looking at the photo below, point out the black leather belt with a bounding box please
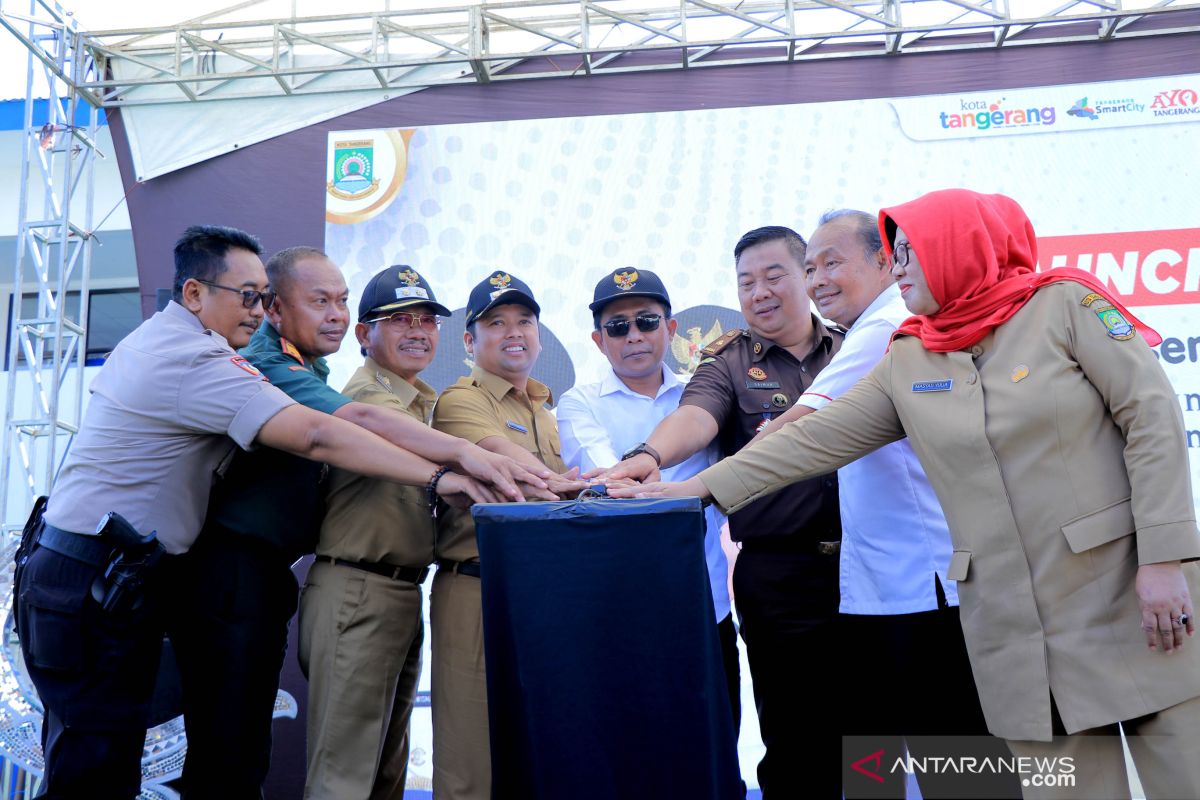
[436,559,481,578]
[39,524,110,567]
[315,555,430,584]
[739,537,841,556]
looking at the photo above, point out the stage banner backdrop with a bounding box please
[324,71,1200,793]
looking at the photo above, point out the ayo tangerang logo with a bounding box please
[1150,88,1200,117]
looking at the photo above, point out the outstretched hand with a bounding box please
[606,476,710,501]
[457,445,551,502]
[436,472,502,508]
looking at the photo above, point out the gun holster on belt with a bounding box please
[89,511,166,614]
[12,496,48,636]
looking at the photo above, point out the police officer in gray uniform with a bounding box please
[14,225,496,800]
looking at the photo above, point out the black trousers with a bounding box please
[17,545,164,800]
[732,546,841,799]
[840,589,1022,799]
[717,612,741,733]
[165,531,299,800]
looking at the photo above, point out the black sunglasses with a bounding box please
[602,314,663,338]
[199,279,276,310]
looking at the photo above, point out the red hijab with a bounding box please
[878,189,1161,352]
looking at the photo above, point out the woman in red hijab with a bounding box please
[619,189,1200,799]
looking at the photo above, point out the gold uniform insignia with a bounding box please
[614,270,639,290]
[1011,364,1030,383]
[747,367,768,381]
[398,269,421,286]
[753,342,763,355]
[701,328,746,357]
[490,272,512,290]
[280,337,305,365]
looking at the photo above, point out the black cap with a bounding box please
[464,271,541,327]
[358,265,452,322]
[588,267,671,314]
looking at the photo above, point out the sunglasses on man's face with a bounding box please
[601,313,663,338]
[199,279,276,310]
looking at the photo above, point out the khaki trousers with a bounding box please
[298,559,425,800]
[430,569,490,800]
[1006,694,1200,800]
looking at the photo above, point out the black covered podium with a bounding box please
[472,496,741,799]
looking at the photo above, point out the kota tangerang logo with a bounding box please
[938,97,1056,131]
[325,129,413,226]
[328,139,379,200]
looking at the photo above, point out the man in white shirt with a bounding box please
[759,210,1015,798]
[556,268,740,739]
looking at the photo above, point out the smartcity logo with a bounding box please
[1067,98,1098,120]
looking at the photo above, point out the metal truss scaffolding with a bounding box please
[23,0,1200,107]
[0,0,99,532]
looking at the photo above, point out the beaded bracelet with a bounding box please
[426,466,451,514]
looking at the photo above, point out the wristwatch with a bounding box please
[620,442,662,467]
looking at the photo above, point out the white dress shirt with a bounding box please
[799,283,958,615]
[556,364,732,623]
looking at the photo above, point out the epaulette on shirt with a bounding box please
[280,337,305,365]
[702,328,747,357]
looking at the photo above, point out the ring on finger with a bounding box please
[1174,613,1191,627]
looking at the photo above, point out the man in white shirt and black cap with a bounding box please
[556,267,741,743]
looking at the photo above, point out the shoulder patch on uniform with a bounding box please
[231,355,263,378]
[280,337,306,364]
[701,328,746,357]
[698,357,717,366]
[1080,293,1135,340]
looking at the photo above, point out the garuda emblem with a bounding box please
[614,270,639,291]
[671,320,724,375]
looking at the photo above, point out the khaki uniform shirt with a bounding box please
[432,366,567,563]
[700,282,1200,740]
[44,301,295,554]
[680,317,843,543]
[316,359,437,568]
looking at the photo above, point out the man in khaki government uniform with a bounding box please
[430,271,585,800]
[623,212,1200,798]
[171,248,549,798]
[14,226,498,800]
[298,266,453,799]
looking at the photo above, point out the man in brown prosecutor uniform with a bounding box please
[430,271,586,800]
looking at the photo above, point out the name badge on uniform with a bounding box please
[506,421,529,434]
[912,379,953,393]
[746,380,783,390]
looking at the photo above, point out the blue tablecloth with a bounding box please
[472,497,742,799]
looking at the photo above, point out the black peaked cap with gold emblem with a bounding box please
[588,267,671,314]
[359,265,452,321]
[464,270,541,327]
